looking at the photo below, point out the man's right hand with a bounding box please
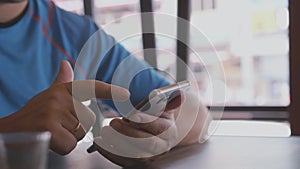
[0,61,130,155]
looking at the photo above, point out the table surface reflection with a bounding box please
[48,136,300,169]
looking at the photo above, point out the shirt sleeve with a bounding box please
[74,27,170,114]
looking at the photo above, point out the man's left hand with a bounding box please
[90,93,211,167]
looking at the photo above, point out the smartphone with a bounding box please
[127,80,191,117]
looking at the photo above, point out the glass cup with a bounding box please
[0,132,51,169]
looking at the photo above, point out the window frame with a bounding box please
[83,0,295,123]
[288,0,300,135]
[84,0,93,17]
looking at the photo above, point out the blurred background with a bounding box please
[52,0,289,107]
[51,0,291,137]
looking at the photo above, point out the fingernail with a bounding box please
[129,114,141,123]
[111,119,122,128]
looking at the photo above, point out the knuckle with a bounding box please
[46,98,60,110]
[39,118,57,131]
[35,114,58,131]
[55,137,77,155]
[60,142,76,155]
[48,86,66,101]
[48,91,60,100]
[43,119,57,131]
[75,128,86,141]
[151,120,170,135]
[155,122,166,134]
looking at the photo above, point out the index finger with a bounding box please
[64,80,130,101]
[126,113,174,135]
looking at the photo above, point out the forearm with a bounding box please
[0,115,13,133]
[0,111,27,133]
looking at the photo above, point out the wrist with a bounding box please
[0,116,10,132]
[0,113,19,133]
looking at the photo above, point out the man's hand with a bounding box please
[90,93,211,167]
[0,61,130,155]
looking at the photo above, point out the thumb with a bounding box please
[53,60,74,85]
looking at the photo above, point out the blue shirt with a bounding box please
[0,0,168,118]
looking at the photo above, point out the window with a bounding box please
[55,0,290,120]
[93,0,146,55]
[52,0,84,15]
[92,0,289,108]
[193,0,289,107]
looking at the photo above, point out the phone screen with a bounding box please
[128,80,191,117]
